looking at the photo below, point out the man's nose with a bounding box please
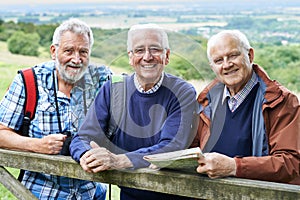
[142,49,153,61]
[72,52,82,64]
[222,57,232,68]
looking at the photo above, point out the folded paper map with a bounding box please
[143,147,204,172]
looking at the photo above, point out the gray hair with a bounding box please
[52,18,94,49]
[127,23,169,52]
[207,30,251,64]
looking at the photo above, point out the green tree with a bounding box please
[0,21,17,41]
[254,44,300,92]
[17,22,36,33]
[7,31,40,56]
[36,23,58,47]
[269,62,300,92]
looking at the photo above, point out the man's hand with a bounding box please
[79,141,133,173]
[0,124,67,154]
[196,152,236,179]
[37,134,67,154]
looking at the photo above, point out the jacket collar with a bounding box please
[198,64,284,108]
[252,64,284,107]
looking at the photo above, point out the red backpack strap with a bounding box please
[17,67,38,181]
[18,68,38,136]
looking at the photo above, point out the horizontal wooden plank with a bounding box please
[0,148,299,199]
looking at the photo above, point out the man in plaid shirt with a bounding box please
[0,18,111,199]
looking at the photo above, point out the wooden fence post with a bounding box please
[0,166,38,200]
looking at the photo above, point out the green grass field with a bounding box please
[0,168,19,200]
[0,43,31,198]
[0,41,27,199]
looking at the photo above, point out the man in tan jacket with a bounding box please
[192,30,300,185]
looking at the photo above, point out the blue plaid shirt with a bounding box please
[0,61,111,199]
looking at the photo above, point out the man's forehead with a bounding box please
[132,29,162,40]
[132,28,162,37]
[211,35,240,51]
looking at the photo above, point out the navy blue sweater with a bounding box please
[70,73,197,200]
[211,84,259,157]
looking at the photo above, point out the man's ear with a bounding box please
[50,45,56,60]
[128,51,133,66]
[248,48,254,63]
[165,49,170,65]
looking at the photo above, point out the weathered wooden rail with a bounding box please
[0,148,299,200]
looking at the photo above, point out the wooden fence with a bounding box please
[0,148,299,200]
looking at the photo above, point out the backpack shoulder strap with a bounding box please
[17,67,38,182]
[106,74,127,140]
[18,67,38,136]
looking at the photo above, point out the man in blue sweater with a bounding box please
[70,23,198,199]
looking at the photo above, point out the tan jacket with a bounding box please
[191,64,300,185]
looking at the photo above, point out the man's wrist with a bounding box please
[113,154,133,169]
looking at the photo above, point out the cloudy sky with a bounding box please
[0,0,110,4]
[0,0,295,10]
[3,0,271,6]
[0,0,184,5]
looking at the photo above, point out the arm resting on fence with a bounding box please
[0,148,299,199]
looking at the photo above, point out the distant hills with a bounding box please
[0,0,300,44]
[1,0,300,13]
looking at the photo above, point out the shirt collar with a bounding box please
[222,71,258,105]
[134,72,164,94]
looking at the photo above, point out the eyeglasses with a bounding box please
[131,47,165,57]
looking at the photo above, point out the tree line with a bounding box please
[0,20,299,92]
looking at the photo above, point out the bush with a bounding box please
[7,31,40,56]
